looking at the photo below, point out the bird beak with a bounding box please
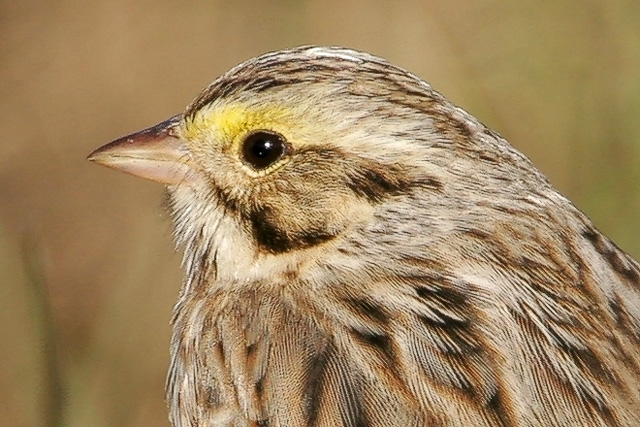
[87,115,195,185]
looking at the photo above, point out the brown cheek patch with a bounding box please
[297,147,443,204]
[244,151,444,254]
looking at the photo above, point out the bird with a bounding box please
[88,46,640,426]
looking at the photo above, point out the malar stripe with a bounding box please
[248,208,337,254]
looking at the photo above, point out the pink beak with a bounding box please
[87,115,194,185]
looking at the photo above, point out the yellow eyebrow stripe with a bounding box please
[183,103,293,144]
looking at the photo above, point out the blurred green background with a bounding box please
[1,1,639,426]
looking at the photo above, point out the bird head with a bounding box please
[88,46,524,290]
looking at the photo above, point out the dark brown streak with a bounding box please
[246,76,283,93]
[349,328,395,367]
[188,58,361,118]
[208,183,243,216]
[449,117,475,140]
[460,226,492,240]
[554,219,640,389]
[329,358,370,427]
[212,249,219,281]
[414,283,468,310]
[295,146,440,204]
[583,227,640,285]
[343,297,389,327]
[485,388,516,427]
[581,391,620,427]
[414,312,478,355]
[344,163,443,203]
[197,341,226,410]
[303,341,331,427]
[545,325,620,386]
[303,337,371,427]
[517,256,573,303]
[248,207,337,254]
[608,295,640,345]
[512,305,621,425]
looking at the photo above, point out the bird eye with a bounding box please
[241,131,288,170]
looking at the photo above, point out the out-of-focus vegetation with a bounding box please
[1,1,638,426]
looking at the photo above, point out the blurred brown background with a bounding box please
[1,1,639,426]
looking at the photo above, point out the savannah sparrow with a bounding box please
[88,46,640,426]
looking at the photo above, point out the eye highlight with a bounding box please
[241,131,288,170]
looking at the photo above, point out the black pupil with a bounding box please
[253,139,274,158]
[243,132,285,169]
